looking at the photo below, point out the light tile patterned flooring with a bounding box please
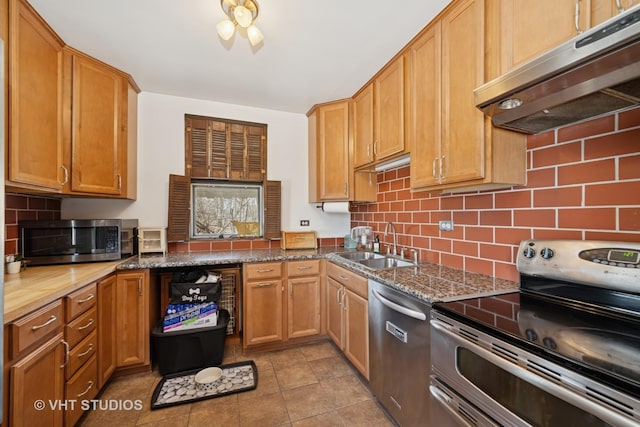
[80,340,395,426]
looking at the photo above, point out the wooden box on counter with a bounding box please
[281,231,318,250]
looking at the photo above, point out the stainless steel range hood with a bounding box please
[475,6,640,134]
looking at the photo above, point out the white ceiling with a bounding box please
[28,0,452,114]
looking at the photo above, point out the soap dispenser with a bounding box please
[373,235,380,253]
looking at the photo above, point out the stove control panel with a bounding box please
[517,239,640,293]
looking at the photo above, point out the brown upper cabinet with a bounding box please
[8,0,66,191]
[185,115,266,182]
[492,0,640,80]
[308,100,376,203]
[64,48,137,198]
[409,0,526,192]
[353,56,407,169]
[590,0,640,26]
[6,0,138,199]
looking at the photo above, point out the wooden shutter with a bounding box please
[167,174,191,242]
[210,120,227,179]
[228,123,246,180]
[185,118,209,177]
[264,180,281,239]
[246,125,266,181]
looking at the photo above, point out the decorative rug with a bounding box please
[151,360,258,410]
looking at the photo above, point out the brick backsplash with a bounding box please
[5,193,61,257]
[167,237,342,253]
[351,107,640,282]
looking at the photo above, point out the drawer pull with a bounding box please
[257,268,274,273]
[61,340,70,368]
[338,275,349,281]
[31,315,57,331]
[76,381,94,398]
[77,293,95,304]
[78,319,95,331]
[296,266,312,270]
[78,344,94,358]
[256,283,273,287]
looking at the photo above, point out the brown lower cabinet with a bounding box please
[326,262,369,380]
[115,270,151,368]
[243,260,324,350]
[4,269,154,427]
[97,274,117,388]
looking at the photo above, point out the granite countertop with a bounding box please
[4,247,519,323]
[122,247,518,305]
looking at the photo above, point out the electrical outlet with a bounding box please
[300,220,310,226]
[439,220,454,231]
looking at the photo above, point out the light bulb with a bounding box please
[216,20,235,40]
[233,5,253,28]
[247,25,263,46]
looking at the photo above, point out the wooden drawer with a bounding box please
[65,354,98,427]
[327,262,368,299]
[65,307,97,348]
[245,262,282,280]
[281,231,317,249]
[66,330,97,380]
[10,300,64,358]
[287,259,321,277]
[65,283,97,322]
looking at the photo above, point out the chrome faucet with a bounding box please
[384,222,398,256]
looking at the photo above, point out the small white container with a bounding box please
[194,367,223,392]
[6,261,21,274]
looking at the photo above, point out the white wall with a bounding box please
[61,92,350,238]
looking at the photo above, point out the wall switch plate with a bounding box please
[300,220,310,226]
[439,220,454,231]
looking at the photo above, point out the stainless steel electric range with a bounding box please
[431,239,640,427]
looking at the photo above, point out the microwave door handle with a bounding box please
[430,320,638,427]
[372,289,426,321]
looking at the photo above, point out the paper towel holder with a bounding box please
[317,202,352,213]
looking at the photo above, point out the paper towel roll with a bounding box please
[321,202,351,213]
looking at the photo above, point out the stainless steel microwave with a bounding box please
[20,219,125,266]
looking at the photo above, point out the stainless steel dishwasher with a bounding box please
[369,279,431,426]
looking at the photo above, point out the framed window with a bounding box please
[191,182,262,238]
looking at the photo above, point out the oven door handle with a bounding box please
[431,319,638,427]
[372,289,427,321]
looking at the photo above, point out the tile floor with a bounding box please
[80,340,395,426]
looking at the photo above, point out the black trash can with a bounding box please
[152,309,229,375]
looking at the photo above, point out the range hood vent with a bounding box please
[475,6,640,134]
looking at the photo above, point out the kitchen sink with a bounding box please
[358,257,416,270]
[335,252,416,270]
[335,251,385,261]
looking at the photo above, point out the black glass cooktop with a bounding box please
[434,277,640,397]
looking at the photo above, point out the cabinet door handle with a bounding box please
[575,0,583,34]
[367,143,372,162]
[60,165,69,186]
[257,268,274,273]
[76,381,94,398]
[341,289,347,311]
[61,340,70,368]
[432,158,438,179]
[336,287,343,304]
[289,283,292,296]
[78,343,94,358]
[256,282,273,287]
[616,0,625,13]
[31,315,57,331]
[138,279,142,296]
[77,293,95,304]
[440,156,446,180]
[117,174,122,191]
[373,140,378,157]
[78,318,95,331]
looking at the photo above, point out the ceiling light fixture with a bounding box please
[216,0,264,46]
